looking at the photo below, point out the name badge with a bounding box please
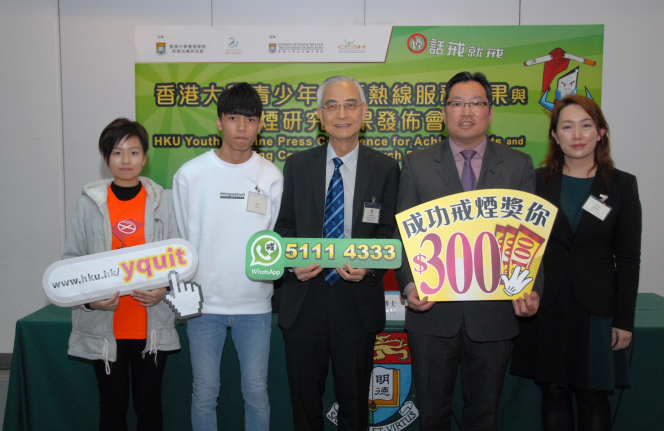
[247,191,268,215]
[362,202,381,224]
[582,195,611,221]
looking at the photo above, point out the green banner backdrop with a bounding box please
[136,25,604,188]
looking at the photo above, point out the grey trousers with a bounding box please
[408,322,512,431]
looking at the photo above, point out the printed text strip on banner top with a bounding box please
[134,26,392,63]
[43,239,199,307]
[396,189,557,302]
[245,231,402,281]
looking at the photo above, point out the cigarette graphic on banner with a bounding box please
[396,189,557,302]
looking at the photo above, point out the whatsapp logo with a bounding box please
[250,235,282,266]
[245,231,285,280]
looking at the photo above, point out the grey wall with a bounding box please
[2,0,662,353]
[1,0,65,354]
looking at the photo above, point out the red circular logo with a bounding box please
[407,33,427,54]
[117,220,137,234]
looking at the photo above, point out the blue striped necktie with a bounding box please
[323,157,344,285]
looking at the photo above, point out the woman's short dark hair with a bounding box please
[443,71,493,106]
[98,118,149,163]
[216,83,263,118]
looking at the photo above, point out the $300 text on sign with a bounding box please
[396,189,557,302]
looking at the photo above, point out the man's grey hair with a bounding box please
[317,76,367,108]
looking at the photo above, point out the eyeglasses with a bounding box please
[446,101,491,110]
[320,102,364,112]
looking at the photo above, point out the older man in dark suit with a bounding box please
[274,76,399,431]
[395,71,540,431]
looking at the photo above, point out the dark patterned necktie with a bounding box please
[322,157,344,285]
[461,149,477,191]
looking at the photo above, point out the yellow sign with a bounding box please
[396,189,557,301]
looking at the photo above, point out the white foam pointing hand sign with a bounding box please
[163,271,203,319]
[43,239,199,308]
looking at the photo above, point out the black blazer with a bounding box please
[395,138,536,342]
[274,143,400,333]
[536,167,642,331]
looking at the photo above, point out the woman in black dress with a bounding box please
[511,95,642,431]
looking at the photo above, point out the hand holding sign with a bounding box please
[501,266,533,297]
[132,288,167,307]
[512,291,539,317]
[89,292,120,311]
[162,271,203,319]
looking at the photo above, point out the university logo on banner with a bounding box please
[326,333,419,430]
[156,42,166,55]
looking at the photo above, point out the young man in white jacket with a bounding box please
[173,83,283,431]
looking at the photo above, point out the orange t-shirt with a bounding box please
[108,185,148,339]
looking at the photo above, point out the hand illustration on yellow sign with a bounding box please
[396,189,557,302]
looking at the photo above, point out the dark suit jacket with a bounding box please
[536,168,642,331]
[274,143,400,333]
[395,137,536,342]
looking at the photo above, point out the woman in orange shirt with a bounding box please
[64,118,180,431]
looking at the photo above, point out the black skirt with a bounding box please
[510,284,630,391]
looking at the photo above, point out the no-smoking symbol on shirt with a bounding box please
[112,218,144,241]
[117,220,137,234]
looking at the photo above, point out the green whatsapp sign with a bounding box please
[245,231,402,281]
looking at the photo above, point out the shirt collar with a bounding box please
[449,136,487,158]
[326,141,359,173]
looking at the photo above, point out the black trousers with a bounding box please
[282,276,377,431]
[541,383,611,431]
[93,339,167,431]
[408,323,512,431]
